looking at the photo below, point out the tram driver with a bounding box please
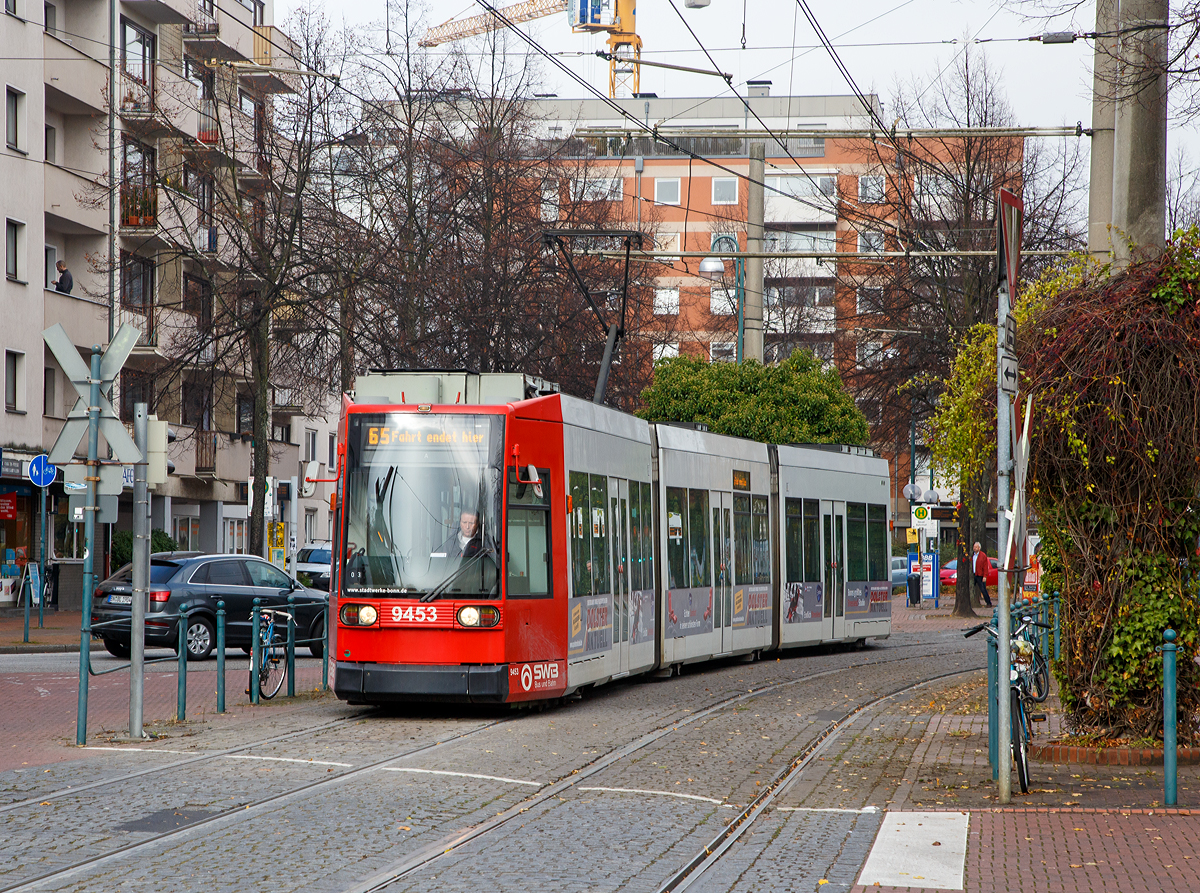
[435,510,483,562]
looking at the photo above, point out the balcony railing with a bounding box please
[195,223,218,254]
[117,302,157,346]
[120,184,158,228]
[195,429,217,473]
[119,69,156,118]
[198,98,218,144]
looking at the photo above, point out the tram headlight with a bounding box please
[457,605,500,628]
[339,604,378,626]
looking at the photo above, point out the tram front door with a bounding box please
[822,500,846,641]
[611,477,630,675]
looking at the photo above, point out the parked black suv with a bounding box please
[91,552,328,660]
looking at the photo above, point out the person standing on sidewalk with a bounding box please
[972,541,993,608]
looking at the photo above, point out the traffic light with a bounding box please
[146,416,176,486]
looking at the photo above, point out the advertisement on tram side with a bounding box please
[783,582,823,623]
[629,589,655,645]
[733,584,772,628]
[665,586,713,638]
[846,582,892,615]
[568,593,613,657]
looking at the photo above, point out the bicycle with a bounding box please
[964,614,1052,793]
[251,607,290,700]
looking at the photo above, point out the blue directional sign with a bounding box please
[28,454,57,488]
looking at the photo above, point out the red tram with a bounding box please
[330,371,892,705]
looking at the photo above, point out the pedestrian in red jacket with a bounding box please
[972,541,993,608]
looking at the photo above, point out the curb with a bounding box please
[0,643,103,654]
[1032,742,1200,766]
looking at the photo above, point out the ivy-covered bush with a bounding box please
[1021,231,1200,741]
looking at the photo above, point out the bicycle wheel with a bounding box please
[1028,653,1050,703]
[1011,687,1030,793]
[260,635,287,700]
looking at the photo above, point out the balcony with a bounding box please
[120,184,158,230]
[194,429,218,475]
[183,0,254,62]
[240,26,301,94]
[45,164,107,235]
[44,32,107,115]
[117,302,159,351]
[118,70,175,138]
[123,0,194,24]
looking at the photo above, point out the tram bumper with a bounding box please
[334,662,510,703]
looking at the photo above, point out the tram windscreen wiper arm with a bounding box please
[419,549,491,603]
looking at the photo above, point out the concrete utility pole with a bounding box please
[1112,0,1168,264]
[1088,0,1118,260]
[744,143,765,364]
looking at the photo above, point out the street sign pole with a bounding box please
[39,482,46,630]
[76,347,102,746]
[130,403,149,740]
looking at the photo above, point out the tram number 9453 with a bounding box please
[391,605,438,623]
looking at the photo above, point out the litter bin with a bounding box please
[907,572,922,606]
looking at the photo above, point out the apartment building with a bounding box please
[529,85,922,516]
[1,0,339,608]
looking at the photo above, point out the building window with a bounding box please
[119,369,154,421]
[710,284,736,316]
[271,423,291,443]
[4,351,24,411]
[540,183,559,221]
[5,87,22,151]
[856,286,884,314]
[43,2,55,30]
[43,367,55,416]
[656,231,680,265]
[858,230,884,253]
[43,244,56,288]
[5,0,16,16]
[44,125,54,163]
[327,432,336,468]
[653,286,679,316]
[224,518,247,554]
[858,174,884,204]
[121,138,156,224]
[653,342,679,362]
[120,251,153,311]
[304,428,317,462]
[572,176,622,202]
[655,178,680,206]
[120,19,155,87]
[766,174,836,201]
[710,342,736,363]
[6,219,22,281]
[304,509,317,544]
[712,177,738,205]
[181,378,212,429]
[183,274,213,324]
[236,393,253,434]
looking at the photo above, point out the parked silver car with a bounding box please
[892,555,911,590]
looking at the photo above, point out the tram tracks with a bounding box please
[0,644,979,893]
[340,647,981,893]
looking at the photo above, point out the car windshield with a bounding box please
[107,562,182,584]
[343,412,504,599]
[943,560,957,571]
[297,548,331,564]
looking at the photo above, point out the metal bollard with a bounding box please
[216,601,226,714]
[1053,593,1061,661]
[23,577,30,644]
[286,595,296,698]
[321,599,329,691]
[250,598,261,705]
[1161,629,1178,806]
[987,608,998,779]
[177,612,187,722]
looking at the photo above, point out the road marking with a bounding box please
[380,767,543,787]
[225,755,352,768]
[857,810,969,890]
[777,806,880,814]
[578,786,724,804]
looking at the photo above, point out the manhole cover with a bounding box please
[117,808,219,833]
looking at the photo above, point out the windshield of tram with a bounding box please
[343,413,504,599]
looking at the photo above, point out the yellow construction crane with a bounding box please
[419,0,643,99]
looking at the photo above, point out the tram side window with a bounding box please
[629,483,643,591]
[665,486,689,588]
[689,489,710,587]
[752,495,770,583]
[846,502,868,581]
[867,503,888,582]
[570,471,591,596]
[733,495,751,585]
[803,499,821,583]
[590,474,610,594]
[785,498,803,584]
[507,469,550,598]
[640,481,654,589]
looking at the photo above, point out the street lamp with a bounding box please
[700,234,745,363]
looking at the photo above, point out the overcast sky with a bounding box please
[281,1,1194,159]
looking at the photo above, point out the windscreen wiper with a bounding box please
[419,545,496,603]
